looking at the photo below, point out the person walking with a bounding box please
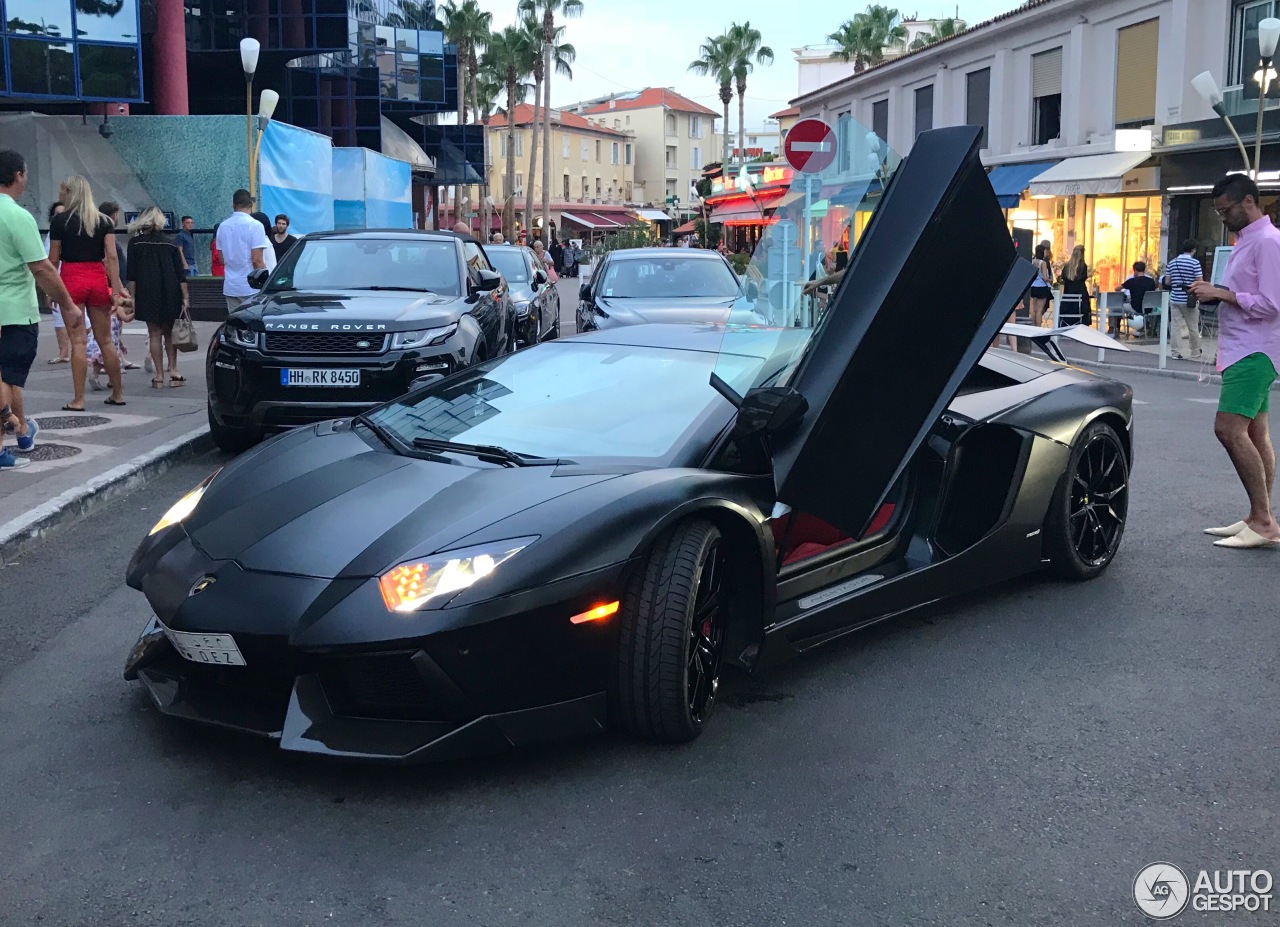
[549,237,564,274]
[44,201,72,364]
[1060,245,1094,327]
[1166,239,1204,359]
[127,207,188,390]
[48,175,125,409]
[210,221,225,278]
[174,215,199,275]
[270,214,297,263]
[0,150,84,468]
[1029,244,1054,327]
[216,190,270,312]
[1192,174,1280,548]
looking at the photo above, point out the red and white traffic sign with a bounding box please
[784,118,837,174]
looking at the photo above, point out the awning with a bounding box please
[673,219,698,234]
[561,211,625,229]
[1027,151,1153,197]
[710,202,770,225]
[632,208,670,222]
[380,116,435,173]
[987,160,1059,207]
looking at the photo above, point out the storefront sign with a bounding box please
[1121,166,1161,192]
[761,165,793,185]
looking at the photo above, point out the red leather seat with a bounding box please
[772,504,896,566]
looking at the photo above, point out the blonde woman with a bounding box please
[1060,244,1094,328]
[47,176,125,408]
[126,207,188,388]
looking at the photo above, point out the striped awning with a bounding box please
[561,211,626,229]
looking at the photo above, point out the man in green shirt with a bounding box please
[0,150,83,469]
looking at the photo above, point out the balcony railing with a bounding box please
[1221,83,1280,119]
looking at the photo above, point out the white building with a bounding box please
[790,0,1280,291]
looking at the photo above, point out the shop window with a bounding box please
[966,68,991,148]
[914,85,934,137]
[1115,19,1160,127]
[1032,47,1063,144]
[1085,196,1162,293]
[871,99,889,143]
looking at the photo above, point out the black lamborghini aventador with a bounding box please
[123,125,1133,763]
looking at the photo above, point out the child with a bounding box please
[87,297,134,392]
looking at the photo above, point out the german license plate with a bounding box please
[280,368,360,387]
[163,628,247,666]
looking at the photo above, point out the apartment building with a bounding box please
[790,0,1280,289]
[569,88,719,219]
[485,103,638,237]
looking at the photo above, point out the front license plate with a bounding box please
[280,368,361,387]
[164,628,247,666]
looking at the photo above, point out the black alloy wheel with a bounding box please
[206,405,257,454]
[614,520,728,742]
[1046,420,1129,579]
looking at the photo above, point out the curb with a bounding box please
[0,425,213,563]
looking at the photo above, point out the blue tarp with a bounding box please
[332,148,413,229]
[987,161,1059,208]
[259,122,335,235]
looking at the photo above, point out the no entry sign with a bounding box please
[784,118,837,174]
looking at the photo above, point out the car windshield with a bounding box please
[598,256,741,299]
[265,238,461,296]
[488,248,530,284]
[364,338,782,463]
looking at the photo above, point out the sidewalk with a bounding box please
[0,317,222,559]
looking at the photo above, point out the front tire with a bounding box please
[614,520,727,742]
[207,405,258,454]
[1045,420,1129,579]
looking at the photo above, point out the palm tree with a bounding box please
[521,22,575,228]
[726,22,773,175]
[908,17,965,51]
[519,0,584,239]
[441,1,493,228]
[864,5,907,52]
[483,26,537,239]
[475,70,502,233]
[688,35,736,176]
[829,6,906,71]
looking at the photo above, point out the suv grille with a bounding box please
[264,332,387,354]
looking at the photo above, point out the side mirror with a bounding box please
[744,281,759,302]
[247,267,270,290]
[475,269,502,292]
[579,283,591,301]
[533,269,548,286]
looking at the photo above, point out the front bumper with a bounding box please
[208,335,467,432]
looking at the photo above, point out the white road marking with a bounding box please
[1185,398,1219,403]
[1133,399,1150,404]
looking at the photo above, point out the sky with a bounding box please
[477,0,1026,130]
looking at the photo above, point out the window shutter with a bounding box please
[1115,19,1160,125]
[914,85,934,135]
[966,68,991,146]
[1031,47,1062,98]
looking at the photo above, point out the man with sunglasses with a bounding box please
[1192,174,1280,548]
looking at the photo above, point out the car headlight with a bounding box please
[512,299,531,318]
[378,537,536,612]
[392,324,458,350]
[149,470,220,536]
[220,325,258,348]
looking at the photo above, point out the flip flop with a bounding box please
[61,404,84,412]
[104,398,126,406]
[1204,521,1248,537]
[47,357,69,364]
[1213,526,1280,549]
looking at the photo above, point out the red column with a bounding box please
[281,0,305,48]
[152,0,189,115]
[249,0,269,43]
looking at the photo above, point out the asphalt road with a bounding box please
[2,361,1277,927]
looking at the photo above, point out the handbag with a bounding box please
[172,306,199,353]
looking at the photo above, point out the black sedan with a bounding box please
[576,247,765,333]
[124,127,1132,762]
[485,243,561,347]
[206,230,516,451]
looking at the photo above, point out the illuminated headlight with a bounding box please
[392,324,458,350]
[149,470,220,536]
[221,325,258,348]
[512,299,531,318]
[378,537,536,612]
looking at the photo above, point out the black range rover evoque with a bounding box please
[207,229,516,451]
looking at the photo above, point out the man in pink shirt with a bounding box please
[1192,174,1280,548]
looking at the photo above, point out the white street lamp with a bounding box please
[1192,70,1252,173]
[239,38,261,198]
[258,88,279,121]
[1260,17,1280,59]
[1254,18,1280,173]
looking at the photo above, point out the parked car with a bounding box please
[576,248,764,333]
[485,243,561,347]
[206,229,515,451]
[125,126,1132,763]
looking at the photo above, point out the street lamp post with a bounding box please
[252,89,280,202]
[1192,71,1252,174]
[240,38,260,196]
[1191,18,1280,177]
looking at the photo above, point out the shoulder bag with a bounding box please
[172,305,199,353]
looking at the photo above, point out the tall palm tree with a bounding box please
[483,26,536,239]
[908,17,965,51]
[519,0,584,239]
[829,6,906,71]
[441,1,493,227]
[521,22,575,227]
[727,22,773,173]
[475,70,502,233]
[864,5,907,52]
[688,35,736,176]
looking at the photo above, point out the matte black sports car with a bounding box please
[207,230,515,451]
[124,127,1132,763]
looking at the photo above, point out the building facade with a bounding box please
[568,88,719,220]
[790,0,1277,292]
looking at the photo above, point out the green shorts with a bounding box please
[1219,352,1277,418]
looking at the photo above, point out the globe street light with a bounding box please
[1192,70,1252,173]
[240,38,260,198]
[1253,17,1280,174]
[251,89,280,203]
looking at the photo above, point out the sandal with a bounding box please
[104,397,126,406]
[47,357,69,364]
[61,403,84,412]
[123,362,141,370]
[169,374,187,384]
[151,378,166,390]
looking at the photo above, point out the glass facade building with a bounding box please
[0,0,144,102]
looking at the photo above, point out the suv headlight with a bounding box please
[392,324,458,350]
[378,537,536,612]
[221,325,258,348]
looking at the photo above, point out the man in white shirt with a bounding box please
[216,189,270,311]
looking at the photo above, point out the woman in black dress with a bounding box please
[126,207,188,388]
[1060,244,1094,327]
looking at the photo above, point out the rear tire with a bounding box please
[207,405,257,454]
[614,520,727,742]
[1045,420,1129,580]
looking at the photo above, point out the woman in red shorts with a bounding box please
[47,175,125,408]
